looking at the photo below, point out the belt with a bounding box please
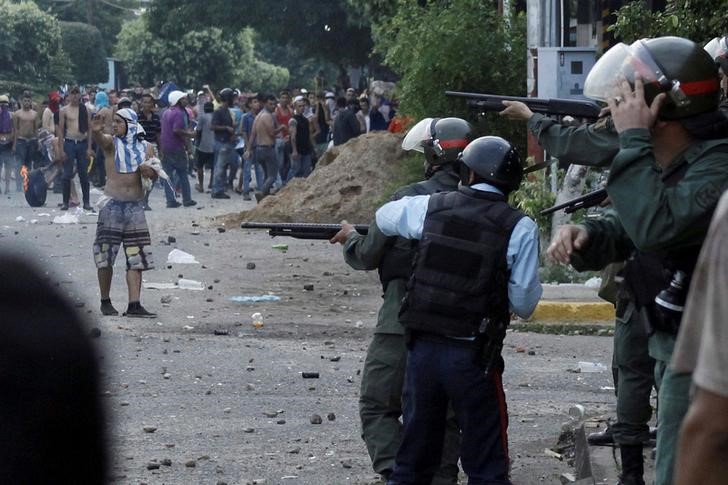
[255,144,273,148]
[65,138,87,143]
[17,137,37,142]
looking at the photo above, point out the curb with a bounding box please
[531,300,615,322]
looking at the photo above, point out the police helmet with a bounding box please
[584,36,720,119]
[402,117,474,165]
[219,88,236,104]
[458,136,522,193]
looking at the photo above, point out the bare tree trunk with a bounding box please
[549,163,588,241]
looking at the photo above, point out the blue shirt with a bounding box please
[375,182,543,318]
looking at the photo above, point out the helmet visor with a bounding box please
[584,40,671,102]
[402,117,436,152]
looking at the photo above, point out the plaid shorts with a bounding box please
[93,199,153,271]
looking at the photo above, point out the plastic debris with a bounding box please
[143,282,179,290]
[52,212,80,224]
[577,361,607,373]
[178,278,204,290]
[15,216,25,222]
[167,248,199,264]
[228,295,281,303]
[272,244,288,252]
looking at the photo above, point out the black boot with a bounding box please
[61,179,71,210]
[617,444,645,485]
[81,180,92,211]
[588,425,614,446]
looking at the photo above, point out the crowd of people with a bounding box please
[0,81,403,208]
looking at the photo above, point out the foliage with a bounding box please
[28,0,139,54]
[147,0,373,68]
[0,1,70,89]
[611,0,728,44]
[509,161,557,240]
[539,261,600,284]
[371,0,527,149]
[114,19,289,90]
[60,21,108,84]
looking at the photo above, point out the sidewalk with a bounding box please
[531,284,615,323]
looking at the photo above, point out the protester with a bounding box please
[160,90,196,208]
[195,101,216,193]
[287,96,314,180]
[0,95,15,193]
[236,95,264,200]
[332,97,360,146]
[57,86,93,211]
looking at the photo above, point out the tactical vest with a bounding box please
[378,171,459,290]
[623,144,728,334]
[398,186,525,337]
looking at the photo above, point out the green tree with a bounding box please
[0,0,71,93]
[60,21,109,84]
[372,0,527,148]
[612,0,728,44]
[28,0,140,54]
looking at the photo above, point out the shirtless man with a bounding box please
[57,86,93,210]
[91,108,158,318]
[0,95,14,193]
[13,92,40,180]
[244,94,282,201]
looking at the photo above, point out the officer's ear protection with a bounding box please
[422,118,444,158]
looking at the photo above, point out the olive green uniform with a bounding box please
[582,128,728,485]
[343,168,461,482]
[529,113,656,448]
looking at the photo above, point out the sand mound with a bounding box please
[226,131,407,225]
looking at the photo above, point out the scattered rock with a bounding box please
[276,419,286,424]
[246,262,256,270]
[329,356,341,362]
[310,414,323,424]
[243,427,255,433]
[341,459,352,469]
[214,329,229,336]
[303,284,314,291]
[89,327,101,338]
[302,372,319,379]
[185,460,197,468]
[161,458,172,467]
[327,413,336,421]
[264,411,279,418]
[528,350,536,356]
[167,236,176,243]
[245,383,255,391]
[288,447,301,454]
[223,407,231,414]
[120,401,130,406]
[515,346,526,353]
[143,426,157,433]
[217,227,226,233]
[146,462,160,470]
[544,448,563,460]
[160,295,173,304]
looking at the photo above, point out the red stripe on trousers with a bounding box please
[492,371,510,463]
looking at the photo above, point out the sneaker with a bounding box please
[242,192,251,201]
[124,304,157,319]
[166,200,182,208]
[183,199,197,207]
[60,204,69,211]
[100,300,119,316]
[211,192,230,199]
[195,183,204,193]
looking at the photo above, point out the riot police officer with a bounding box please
[376,136,542,484]
[553,36,728,485]
[330,117,474,483]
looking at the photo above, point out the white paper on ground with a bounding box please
[167,248,199,264]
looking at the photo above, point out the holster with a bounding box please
[476,318,507,375]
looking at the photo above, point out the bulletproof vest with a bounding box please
[399,186,525,337]
[378,169,460,290]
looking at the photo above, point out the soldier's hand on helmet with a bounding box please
[547,224,589,264]
[607,75,667,133]
[329,220,356,245]
[499,101,534,121]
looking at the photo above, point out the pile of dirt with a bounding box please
[225,131,408,225]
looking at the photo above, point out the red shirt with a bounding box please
[275,105,292,139]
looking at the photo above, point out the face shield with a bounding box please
[401,117,437,152]
[584,40,690,108]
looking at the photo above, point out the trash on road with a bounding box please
[251,312,264,328]
[302,372,319,379]
[272,243,288,252]
[178,278,204,290]
[577,361,607,373]
[228,295,281,303]
[15,216,25,222]
[52,212,81,224]
[167,248,199,264]
[143,282,178,290]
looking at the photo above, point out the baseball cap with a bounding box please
[0,95,9,104]
[168,90,186,106]
[325,91,335,99]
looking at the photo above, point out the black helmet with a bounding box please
[402,117,474,165]
[219,88,235,104]
[585,36,720,120]
[458,136,522,193]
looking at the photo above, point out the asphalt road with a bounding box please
[0,185,615,484]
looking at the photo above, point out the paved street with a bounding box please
[1,186,616,484]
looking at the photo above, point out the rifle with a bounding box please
[540,188,607,216]
[241,222,369,240]
[445,91,602,120]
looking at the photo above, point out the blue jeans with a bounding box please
[389,337,511,485]
[286,153,312,183]
[15,138,37,168]
[162,148,192,204]
[212,141,238,195]
[242,151,264,194]
[63,139,90,205]
[274,138,286,188]
[256,145,278,195]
